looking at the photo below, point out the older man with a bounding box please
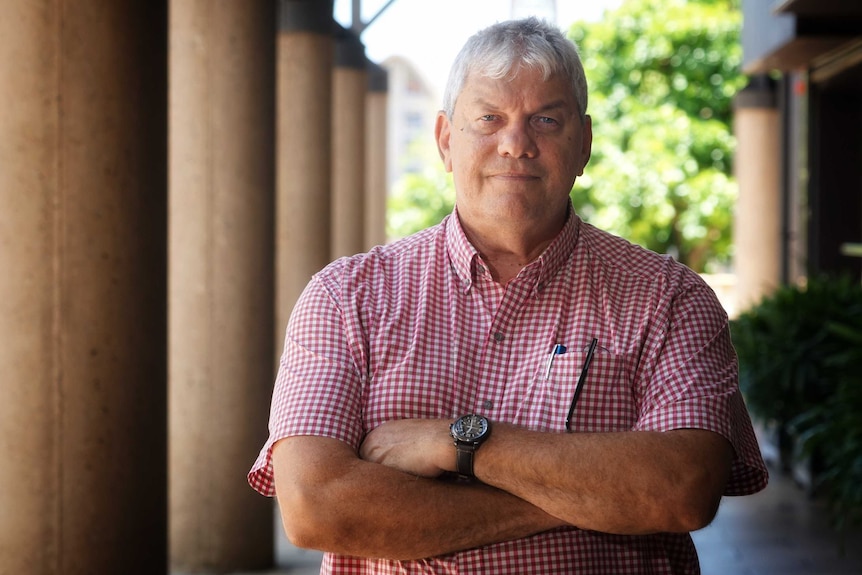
[249,17,767,574]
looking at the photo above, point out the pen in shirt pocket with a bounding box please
[565,338,599,432]
[545,343,567,380]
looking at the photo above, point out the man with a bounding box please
[249,17,767,574]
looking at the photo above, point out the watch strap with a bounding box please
[455,443,476,477]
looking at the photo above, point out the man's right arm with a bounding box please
[272,435,565,560]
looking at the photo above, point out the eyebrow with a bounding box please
[471,97,572,116]
[534,100,570,114]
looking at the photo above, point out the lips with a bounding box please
[491,172,541,179]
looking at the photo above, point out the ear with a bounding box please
[577,115,593,176]
[434,111,454,173]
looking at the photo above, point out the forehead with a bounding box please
[457,68,577,113]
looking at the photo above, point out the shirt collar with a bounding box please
[445,202,581,294]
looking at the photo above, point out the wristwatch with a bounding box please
[450,413,491,477]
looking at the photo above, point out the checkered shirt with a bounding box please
[249,208,768,574]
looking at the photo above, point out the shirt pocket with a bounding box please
[518,350,636,433]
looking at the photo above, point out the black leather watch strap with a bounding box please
[455,443,476,477]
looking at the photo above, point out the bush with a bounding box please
[731,275,862,534]
[791,318,862,535]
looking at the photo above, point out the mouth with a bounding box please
[491,172,541,181]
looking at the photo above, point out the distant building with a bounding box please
[381,55,440,190]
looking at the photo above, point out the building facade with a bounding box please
[740,0,862,286]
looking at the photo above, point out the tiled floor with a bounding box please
[233,468,862,575]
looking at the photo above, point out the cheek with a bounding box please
[552,154,582,185]
[449,141,485,173]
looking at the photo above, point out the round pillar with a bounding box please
[365,61,389,249]
[0,2,168,572]
[734,75,781,312]
[169,1,275,570]
[276,0,334,353]
[331,25,367,259]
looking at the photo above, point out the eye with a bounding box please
[479,114,498,122]
[534,116,559,126]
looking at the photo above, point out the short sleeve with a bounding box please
[247,271,365,497]
[634,283,768,496]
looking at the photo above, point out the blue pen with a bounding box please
[545,344,568,379]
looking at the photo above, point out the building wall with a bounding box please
[382,56,440,191]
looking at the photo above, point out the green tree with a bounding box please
[387,166,455,240]
[571,0,744,272]
[386,141,455,240]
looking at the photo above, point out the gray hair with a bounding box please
[442,17,588,123]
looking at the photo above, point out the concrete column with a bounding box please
[331,25,368,259]
[169,1,275,571]
[277,0,334,353]
[365,61,389,249]
[0,2,167,573]
[734,75,781,312]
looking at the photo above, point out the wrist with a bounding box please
[449,414,492,478]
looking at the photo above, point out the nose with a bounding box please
[497,121,538,159]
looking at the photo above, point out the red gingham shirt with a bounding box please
[249,207,768,574]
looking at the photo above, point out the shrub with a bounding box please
[731,275,862,535]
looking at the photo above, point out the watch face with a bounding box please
[453,414,489,440]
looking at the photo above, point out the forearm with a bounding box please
[474,425,732,534]
[273,436,564,560]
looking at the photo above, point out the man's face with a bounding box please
[436,66,592,235]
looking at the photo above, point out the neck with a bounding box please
[462,225,555,285]
[455,204,569,284]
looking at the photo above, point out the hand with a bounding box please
[359,419,454,478]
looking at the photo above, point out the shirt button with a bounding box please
[492,332,505,343]
[482,400,494,410]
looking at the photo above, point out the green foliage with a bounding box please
[732,276,862,534]
[732,276,862,424]
[570,0,744,272]
[791,319,862,536]
[386,166,455,240]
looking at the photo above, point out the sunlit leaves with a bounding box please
[570,0,743,271]
[387,167,456,241]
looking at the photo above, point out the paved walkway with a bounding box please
[234,469,862,575]
[694,470,862,575]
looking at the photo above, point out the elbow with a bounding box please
[281,519,318,552]
[279,492,362,554]
[271,437,362,553]
[277,494,328,551]
[277,481,368,555]
[670,490,721,532]
[633,489,719,534]
[663,433,732,533]
[663,469,725,532]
